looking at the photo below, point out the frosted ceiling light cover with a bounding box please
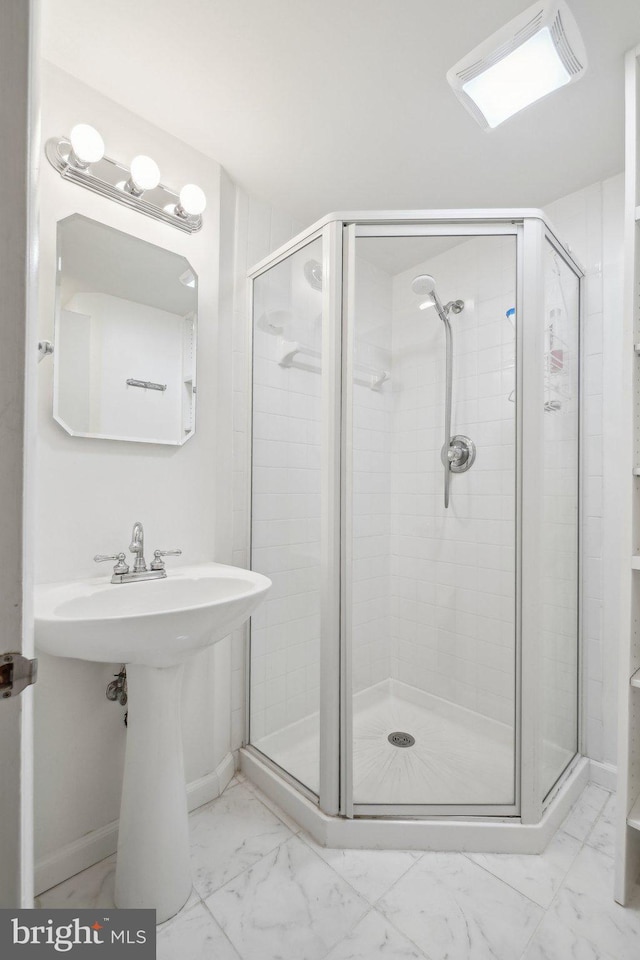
[463,28,570,128]
[69,123,105,164]
[447,0,587,130]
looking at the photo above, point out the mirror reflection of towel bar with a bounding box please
[126,378,167,392]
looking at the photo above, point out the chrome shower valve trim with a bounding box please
[442,435,476,473]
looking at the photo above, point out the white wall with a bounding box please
[34,63,234,890]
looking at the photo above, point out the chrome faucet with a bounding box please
[129,521,147,573]
[95,522,181,584]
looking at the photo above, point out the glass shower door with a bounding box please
[344,226,519,814]
[248,237,325,796]
[539,236,580,798]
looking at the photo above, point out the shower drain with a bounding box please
[388,731,415,748]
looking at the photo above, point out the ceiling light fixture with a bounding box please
[447,0,587,130]
[46,128,205,233]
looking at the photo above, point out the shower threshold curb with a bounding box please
[240,747,589,854]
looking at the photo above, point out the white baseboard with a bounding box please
[589,758,617,792]
[35,753,235,897]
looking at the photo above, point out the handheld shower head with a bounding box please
[412,273,465,319]
[411,274,436,296]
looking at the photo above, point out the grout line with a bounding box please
[156,893,203,936]
[378,910,437,960]
[188,781,297,903]
[580,788,613,850]
[516,788,614,959]
[198,898,244,960]
[459,851,551,911]
[290,846,436,960]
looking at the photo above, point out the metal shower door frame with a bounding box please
[341,218,523,820]
[244,211,584,826]
[244,221,343,816]
[519,220,584,825]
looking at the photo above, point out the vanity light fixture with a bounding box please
[175,183,207,219]
[446,0,587,130]
[46,126,206,233]
[126,155,161,196]
[69,123,105,168]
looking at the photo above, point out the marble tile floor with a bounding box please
[37,777,640,960]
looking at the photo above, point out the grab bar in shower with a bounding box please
[278,339,390,390]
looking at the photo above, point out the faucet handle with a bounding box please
[150,548,182,572]
[94,552,130,575]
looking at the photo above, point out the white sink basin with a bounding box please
[33,561,270,923]
[35,562,271,667]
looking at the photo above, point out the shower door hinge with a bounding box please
[0,653,38,700]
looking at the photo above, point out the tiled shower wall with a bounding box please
[387,237,517,725]
[351,258,393,693]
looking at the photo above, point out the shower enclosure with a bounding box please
[244,211,582,840]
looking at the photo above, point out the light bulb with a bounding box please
[129,155,161,192]
[69,124,105,166]
[178,183,206,217]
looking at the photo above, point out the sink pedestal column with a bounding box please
[114,663,192,923]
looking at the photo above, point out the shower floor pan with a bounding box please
[242,680,588,854]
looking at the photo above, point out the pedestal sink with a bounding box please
[34,562,271,922]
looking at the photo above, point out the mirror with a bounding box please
[53,215,197,445]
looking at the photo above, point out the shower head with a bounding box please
[412,273,465,319]
[411,274,436,296]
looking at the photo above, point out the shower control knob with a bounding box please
[443,435,476,473]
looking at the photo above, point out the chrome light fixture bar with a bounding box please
[46,126,205,234]
[447,0,587,130]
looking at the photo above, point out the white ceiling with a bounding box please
[41,0,640,226]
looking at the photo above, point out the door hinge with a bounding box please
[0,653,38,699]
